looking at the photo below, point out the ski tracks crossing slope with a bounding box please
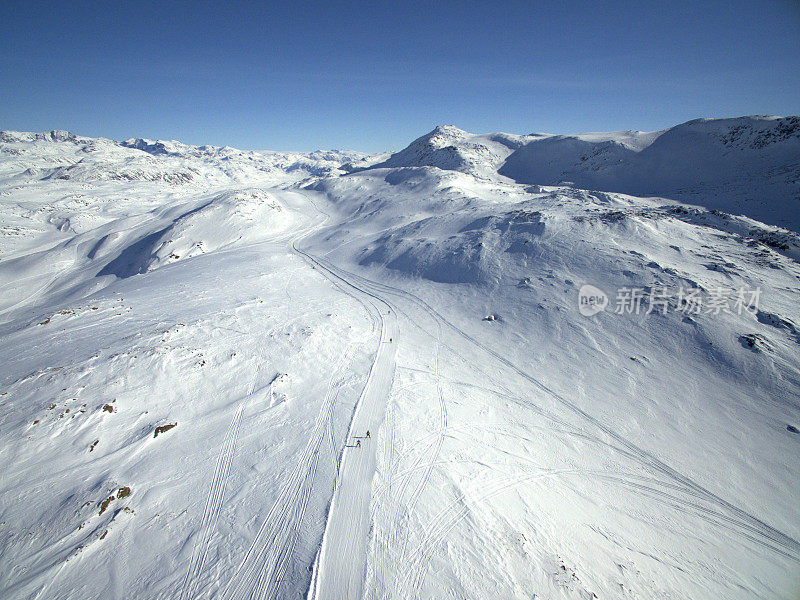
[220,348,353,600]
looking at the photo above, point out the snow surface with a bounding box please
[0,121,799,600]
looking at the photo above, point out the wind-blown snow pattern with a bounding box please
[0,119,798,600]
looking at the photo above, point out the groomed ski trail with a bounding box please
[289,192,399,600]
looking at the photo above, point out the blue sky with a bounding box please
[2,1,799,152]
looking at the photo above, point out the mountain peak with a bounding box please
[428,124,469,138]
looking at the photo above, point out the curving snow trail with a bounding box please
[286,191,399,600]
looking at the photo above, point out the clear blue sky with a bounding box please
[2,1,799,153]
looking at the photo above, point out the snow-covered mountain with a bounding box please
[0,129,371,188]
[0,122,798,600]
[372,116,800,231]
[369,125,531,179]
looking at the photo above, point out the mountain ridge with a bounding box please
[368,115,800,231]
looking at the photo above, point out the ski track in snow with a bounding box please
[219,346,351,600]
[274,189,800,599]
[300,242,800,566]
[291,193,401,600]
[178,383,249,600]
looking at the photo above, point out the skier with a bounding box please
[365,430,370,439]
[356,439,361,448]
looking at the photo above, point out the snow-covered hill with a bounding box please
[0,125,798,600]
[371,116,800,232]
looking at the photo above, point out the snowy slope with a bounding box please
[1,127,799,600]
[310,166,800,599]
